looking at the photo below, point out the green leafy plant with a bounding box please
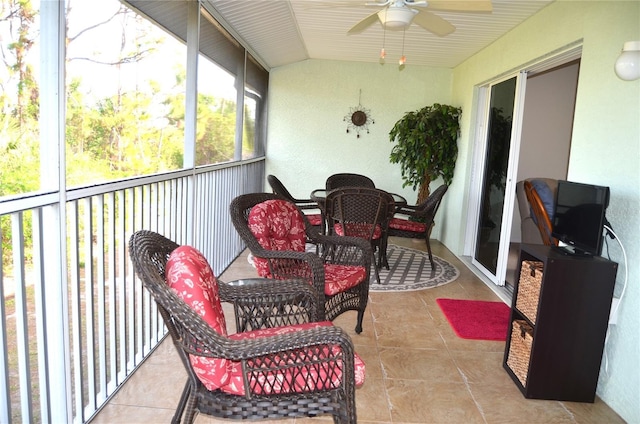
[389,103,461,203]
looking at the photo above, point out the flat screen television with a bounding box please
[551,180,610,256]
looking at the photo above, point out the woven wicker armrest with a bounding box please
[218,279,323,332]
[188,323,357,403]
[226,325,354,361]
[155,280,349,359]
[248,250,327,298]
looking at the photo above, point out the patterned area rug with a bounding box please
[370,244,459,292]
[250,243,460,292]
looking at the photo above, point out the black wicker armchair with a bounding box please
[388,184,448,268]
[229,193,372,334]
[267,174,324,231]
[324,187,396,284]
[325,173,375,190]
[129,230,363,424]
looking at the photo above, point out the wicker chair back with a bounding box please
[324,187,396,283]
[388,184,448,268]
[325,173,375,190]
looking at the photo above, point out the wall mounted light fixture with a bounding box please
[614,41,640,81]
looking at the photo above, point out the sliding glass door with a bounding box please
[471,73,526,284]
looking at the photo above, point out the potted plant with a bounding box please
[389,103,462,204]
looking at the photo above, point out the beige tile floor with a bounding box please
[92,237,625,424]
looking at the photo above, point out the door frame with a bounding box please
[466,72,527,285]
[463,43,583,286]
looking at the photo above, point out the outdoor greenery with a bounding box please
[0,0,248,267]
[389,103,461,204]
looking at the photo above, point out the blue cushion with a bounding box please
[529,179,555,224]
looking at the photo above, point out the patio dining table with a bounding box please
[310,189,407,210]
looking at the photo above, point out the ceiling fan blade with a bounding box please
[347,11,380,34]
[412,10,455,36]
[423,1,492,12]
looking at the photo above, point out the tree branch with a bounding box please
[67,7,127,44]
[67,49,152,65]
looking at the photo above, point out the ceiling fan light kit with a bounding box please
[377,7,417,29]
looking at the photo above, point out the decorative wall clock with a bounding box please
[344,90,374,138]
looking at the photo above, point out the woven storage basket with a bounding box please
[507,319,534,387]
[516,260,544,324]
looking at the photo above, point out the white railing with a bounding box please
[0,159,265,423]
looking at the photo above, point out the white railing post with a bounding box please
[40,0,72,421]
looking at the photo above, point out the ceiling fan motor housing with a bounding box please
[377,7,418,29]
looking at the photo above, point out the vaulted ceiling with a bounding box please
[203,0,554,69]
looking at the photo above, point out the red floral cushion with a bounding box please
[247,199,367,296]
[323,263,367,295]
[248,199,307,277]
[333,222,382,239]
[305,213,323,226]
[389,217,426,233]
[166,245,230,391]
[221,321,366,396]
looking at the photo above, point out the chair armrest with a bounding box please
[218,279,323,332]
[180,319,355,371]
[221,326,356,397]
[248,248,327,299]
[165,284,357,397]
[227,324,354,361]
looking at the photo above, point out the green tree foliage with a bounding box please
[1,0,241,266]
[1,0,40,267]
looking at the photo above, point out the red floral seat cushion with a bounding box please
[333,222,382,239]
[248,199,366,295]
[166,245,230,391]
[165,245,365,396]
[323,263,367,295]
[389,217,427,233]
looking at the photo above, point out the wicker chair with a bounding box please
[324,187,396,284]
[388,184,448,269]
[267,174,324,231]
[516,178,558,246]
[325,173,375,190]
[229,193,372,334]
[129,230,363,424]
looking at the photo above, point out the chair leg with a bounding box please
[172,380,191,424]
[372,251,381,285]
[355,309,364,334]
[380,237,390,269]
[180,384,200,424]
[426,237,435,269]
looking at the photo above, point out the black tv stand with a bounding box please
[503,244,618,402]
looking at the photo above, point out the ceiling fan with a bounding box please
[347,0,492,37]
